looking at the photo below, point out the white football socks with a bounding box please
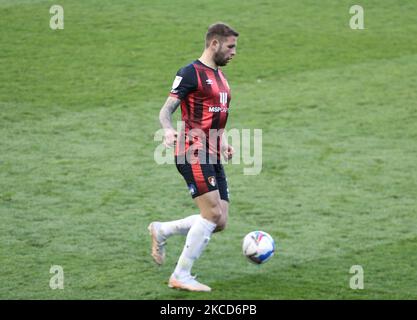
[159,214,200,239]
[173,216,217,279]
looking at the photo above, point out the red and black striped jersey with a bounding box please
[169,60,231,160]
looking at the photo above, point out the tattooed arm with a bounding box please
[159,96,181,147]
[159,96,180,129]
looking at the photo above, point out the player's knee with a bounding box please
[215,220,227,232]
[204,201,222,223]
[200,194,224,223]
[214,209,228,232]
[211,206,223,223]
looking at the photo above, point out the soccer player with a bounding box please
[148,22,238,292]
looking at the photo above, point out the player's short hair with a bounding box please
[205,22,239,48]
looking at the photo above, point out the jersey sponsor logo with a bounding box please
[220,92,228,106]
[171,76,183,90]
[208,106,228,113]
[208,176,216,187]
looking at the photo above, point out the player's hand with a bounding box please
[222,144,234,160]
[163,128,178,148]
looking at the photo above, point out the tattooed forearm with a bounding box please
[159,97,181,130]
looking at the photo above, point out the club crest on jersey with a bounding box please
[219,92,228,106]
[208,176,216,187]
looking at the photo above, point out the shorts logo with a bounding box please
[208,176,216,187]
[188,183,196,195]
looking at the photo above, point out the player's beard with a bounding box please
[213,46,229,67]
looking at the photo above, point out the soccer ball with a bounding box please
[242,231,275,264]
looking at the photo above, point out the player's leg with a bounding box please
[168,157,223,291]
[213,163,230,233]
[214,200,228,232]
[168,162,231,290]
[148,214,200,265]
[150,200,224,244]
[148,214,199,265]
[153,168,229,236]
[169,190,222,292]
[148,157,205,265]
[149,202,222,265]
[149,215,199,244]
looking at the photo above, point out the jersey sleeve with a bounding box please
[169,64,197,100]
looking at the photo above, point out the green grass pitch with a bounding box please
[1,0,416,299]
